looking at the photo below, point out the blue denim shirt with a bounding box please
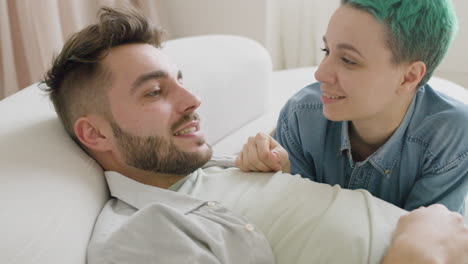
[274,82,468,214]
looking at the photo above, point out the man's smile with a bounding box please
[173,121,200,136]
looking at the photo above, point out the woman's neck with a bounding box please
[349,96,413,161]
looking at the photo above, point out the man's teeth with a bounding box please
[324,94,346,99]
[174,126,197,136]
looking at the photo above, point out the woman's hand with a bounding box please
[235,132,291,173]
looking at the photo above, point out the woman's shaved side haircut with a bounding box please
[341,0,458,87]
[42,6,164,144]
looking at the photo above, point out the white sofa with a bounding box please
[1,35,467,264]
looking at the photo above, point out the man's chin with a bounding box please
[194,143,213,161]
[175,138,210,152]
[178,141,213,160]
[167,144,213,175]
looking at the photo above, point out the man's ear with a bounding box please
[74,116,113,152]
[398,61,426,94]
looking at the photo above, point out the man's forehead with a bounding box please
[105,44,176,77]
[104,43,166,67]
[103,44,179,94]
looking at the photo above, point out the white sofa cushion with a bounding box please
[163,35,272,145]
[0,86,108,264]
[213,67,317,154]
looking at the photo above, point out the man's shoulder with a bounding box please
[86,197,207,263]
[87,199,135,263]
[88,181,276,264]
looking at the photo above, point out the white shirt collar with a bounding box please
[104,170,204,213]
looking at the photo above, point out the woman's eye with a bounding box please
[321,48,330,56]
[342,57,356,65]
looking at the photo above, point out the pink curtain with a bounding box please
[0,0,162,100]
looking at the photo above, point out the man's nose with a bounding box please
[175,84,201,114]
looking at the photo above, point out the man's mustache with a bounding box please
[171,112,200,132]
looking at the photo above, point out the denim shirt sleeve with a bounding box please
[274,94,318,181]
[404,107,468,214]
[274,110,312,180]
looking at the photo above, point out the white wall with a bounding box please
[157,0,268,45]
[159,0,468,89]
[435,0,468,88]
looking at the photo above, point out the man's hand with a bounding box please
[382,204,468,264]
[235,132,291,173]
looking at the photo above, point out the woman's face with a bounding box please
[315,5,407,123]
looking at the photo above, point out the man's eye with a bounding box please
[321,48,330,56]
[342,57,356,65]
[146,90,161,97]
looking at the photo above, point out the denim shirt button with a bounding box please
[384,169,391,175]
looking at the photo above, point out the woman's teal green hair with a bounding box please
[341,0,458,86]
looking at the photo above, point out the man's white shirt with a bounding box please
[88,160,406,264]
[87,169,275,264]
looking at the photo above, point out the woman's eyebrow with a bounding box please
[323,36,365,59]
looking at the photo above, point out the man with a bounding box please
[42,6,468,264]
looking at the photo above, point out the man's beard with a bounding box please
[110,114,212,175]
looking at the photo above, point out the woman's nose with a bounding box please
[314,57,336,84]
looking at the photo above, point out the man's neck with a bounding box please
[111,165,188,189]
[96,154,190,189]
[138,173,187,189]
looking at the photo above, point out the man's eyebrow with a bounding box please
[322,36,365,59]
[131,70,168,93]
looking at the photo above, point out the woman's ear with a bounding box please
[399,61,426,94]
[74,116,113,152]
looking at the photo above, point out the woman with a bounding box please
[236,0,468,213]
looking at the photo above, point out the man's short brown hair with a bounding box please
[42,6,163,143]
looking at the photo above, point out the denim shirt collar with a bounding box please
[340,94,418,177]
[104,170,203,212]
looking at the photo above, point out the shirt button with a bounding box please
[207,201,217,208]
[245,224,255,231]
[384,169,391,175]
